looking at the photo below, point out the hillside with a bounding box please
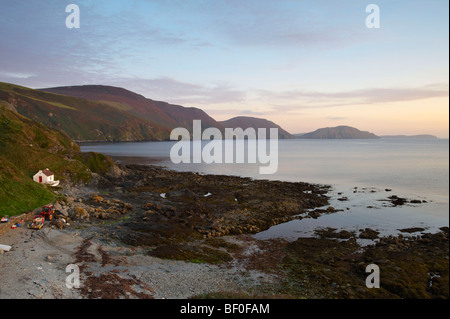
[3,83,302,142]
[0,105,89,215]
[41,85,224,133]
[219,116,294,139]
[0,82,170,142]
[0,104,122,216]
[298,126,379,139]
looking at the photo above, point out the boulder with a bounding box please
[59,207,69,217]
[92,195,104,203]
[54,202,63,211]
[73,207,89,221]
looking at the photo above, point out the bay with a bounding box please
[81,138,449,240]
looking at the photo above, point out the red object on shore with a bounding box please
[11,220,24,229]
[41,205,55,221]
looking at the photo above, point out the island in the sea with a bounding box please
[294,125,379,139]
[380,134,438,139]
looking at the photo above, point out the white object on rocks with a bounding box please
[0,244,12,252]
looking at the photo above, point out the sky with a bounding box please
[0,0,448,137]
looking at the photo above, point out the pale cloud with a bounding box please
[203,83,449,120]
[110,79,449,122]
[257,83,449,113]
[325,116,348,121]
[109,77,247,106]
[319,84,449,105]
[194,0,366,49]
[0,71,37,79]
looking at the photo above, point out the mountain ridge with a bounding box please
[219,116,294,139]
[0,82,171,142]
[2,82,295,142]
[2,82,401,142]
[41,85,225,133]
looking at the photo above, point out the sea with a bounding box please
[81,138,449,242]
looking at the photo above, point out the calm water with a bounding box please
[81,138,449,240]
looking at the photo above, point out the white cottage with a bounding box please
[33,168,59,187]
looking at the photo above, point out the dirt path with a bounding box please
[0,226,277,299]
[0,226,83,298]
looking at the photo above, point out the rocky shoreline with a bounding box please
[0,164,448,299]
[52,164,334,245]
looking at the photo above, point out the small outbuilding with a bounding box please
[33,168,59,187]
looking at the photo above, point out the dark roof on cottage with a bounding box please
[42,169,54,176]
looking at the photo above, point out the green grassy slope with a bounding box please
[0,105,92,216]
